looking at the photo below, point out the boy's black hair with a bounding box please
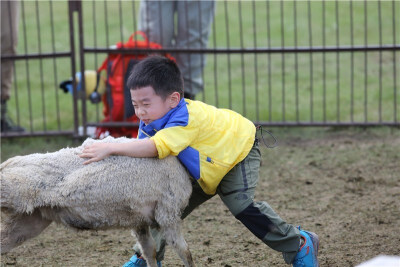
[127,55,184,99]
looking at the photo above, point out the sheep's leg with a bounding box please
[1,208,51,254]
[133,226,158,267]
[163,224,195,267]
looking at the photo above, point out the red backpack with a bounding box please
[94,31,174,139]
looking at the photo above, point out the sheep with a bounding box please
[0,136,195,267]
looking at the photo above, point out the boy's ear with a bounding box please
[169,92,181,108]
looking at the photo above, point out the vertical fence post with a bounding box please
[69,0,87,137]
[392,0,398,124]
[77,0,87,137]
[68,0,80,137]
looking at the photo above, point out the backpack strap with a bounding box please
[97,56,109,73]
[127,31,149,44]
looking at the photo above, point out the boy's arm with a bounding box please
[79,138,157,165]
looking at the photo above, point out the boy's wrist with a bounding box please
[108,143,119,156]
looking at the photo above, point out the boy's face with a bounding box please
[131,86,179,125]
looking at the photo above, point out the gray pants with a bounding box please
[1,0,20,101]
[138,0,215,96]
[134,143,301,264]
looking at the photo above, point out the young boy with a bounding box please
[80,56,319,267]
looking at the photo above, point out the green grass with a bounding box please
[5,0,400,133]
[0,136,79,162]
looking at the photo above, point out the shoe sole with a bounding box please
[305,231,319,267]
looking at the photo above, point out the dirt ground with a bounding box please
[1,128,399,266]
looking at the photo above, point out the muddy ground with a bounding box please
[1,128,399,266]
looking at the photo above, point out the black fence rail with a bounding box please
[1,0,399,138]
[1,1,79,137]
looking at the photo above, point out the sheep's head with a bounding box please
[0,207,19,254]
[1,208,52,254]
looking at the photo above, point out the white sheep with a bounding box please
[0,136,195,267]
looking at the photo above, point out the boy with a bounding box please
[80,56,319,267]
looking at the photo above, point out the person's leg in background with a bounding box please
[138,0,175,48]
[139,0,215,100]
[176,0,215,99]
[1,0,24,133]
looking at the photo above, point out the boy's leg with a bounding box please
[131,180,214,262]
[217,144,301,264]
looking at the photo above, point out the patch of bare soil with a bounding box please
[1,129,399,266]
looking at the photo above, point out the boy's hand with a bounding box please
[79,139,158,165]
[79,143,112,165]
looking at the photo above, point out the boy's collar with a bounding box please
[138,98,188,138]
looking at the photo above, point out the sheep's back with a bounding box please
[1,137,192,228]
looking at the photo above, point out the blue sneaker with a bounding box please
[122,254,162,267]
[293,227,319,267]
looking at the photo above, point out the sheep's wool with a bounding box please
[0,136,192,230]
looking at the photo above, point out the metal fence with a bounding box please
[1,0,399,138]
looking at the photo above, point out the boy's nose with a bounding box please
[136,107,146,116]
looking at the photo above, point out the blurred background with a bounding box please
[1,0,398,140]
